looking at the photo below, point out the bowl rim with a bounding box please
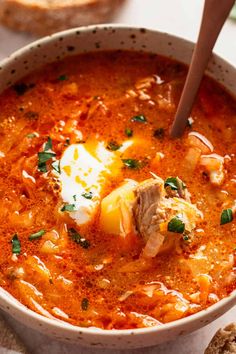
[0,23,236,337]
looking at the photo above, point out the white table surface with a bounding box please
[0,0,236,353]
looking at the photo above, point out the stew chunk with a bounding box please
[133,177,202,258]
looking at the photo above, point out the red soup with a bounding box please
[0,51,235,329]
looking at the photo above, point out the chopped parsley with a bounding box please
[44,137,52,151]
[164,177,186,197]
[220,208,233,225]
[12,234,21,255]
[38,137,56,173]
[81,298,89,311]
[153,128,165,139]
[125,128,133,137]
[81,191,93,200]
[183,234,190,241]
[73,195,77,201]
[168,216,185,233]
[106,141,121,151]
[164,177,179,191]
[58,74,68,81]
[131,115,147,123]
[68,228,90,249]
[38,151,55,164]
[122,158,142,169]
[164,177,185,190]
[29,229,45,241]
[52,160,61,174]
[61,204,77,212]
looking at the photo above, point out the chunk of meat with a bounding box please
[200,153,225,186]
[133,177,166,243]
[133,177,202,258]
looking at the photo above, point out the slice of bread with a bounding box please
[205,323,236,354]
[0,0,124,36]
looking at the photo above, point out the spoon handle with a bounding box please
[170,0,235,138]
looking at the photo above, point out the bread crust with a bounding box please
[0,0,124,36]
[205,323,236,354]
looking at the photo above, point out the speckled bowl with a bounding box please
[0,25,236,349]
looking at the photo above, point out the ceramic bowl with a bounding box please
[0,25,236,349]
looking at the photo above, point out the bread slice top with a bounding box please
[205,323,236,354]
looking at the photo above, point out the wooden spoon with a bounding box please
[170,0,235,138]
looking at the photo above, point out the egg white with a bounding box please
[58,140,134,225]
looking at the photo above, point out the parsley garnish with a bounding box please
[164,177,179,191]
[61,204,76,212]
[12,234,21,255]
[165,177,186,191]
[168,216,185,233]
[122,158,142,169]
[183,234,190,241]
[29,229,45,241]
[38,151,55,164]
[81,298,89,311]
[58,74,68,81]
[81,191,93,200]
[44,137,52,151]
[52,160,61,174]
[38,137,56,172]
[68,228,90,249]
[106,141,121,151]
[220,208,233,225]
[125,128,133,137]
[131,115,147,123]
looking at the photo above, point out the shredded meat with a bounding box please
[133,177,202,258]
[133,177,166,243]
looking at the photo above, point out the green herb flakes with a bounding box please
[125,128,133,137]
[220,208,233,225]
[61,204,76,212]
[164,177,186,197]
[168,216,185,234]
[81,191,93,200]
[38,137,56,173]
[38,151,56,164]
[44,137,53,151]
[131,115,147,123]
[183,234,190,241]
[164,177,179,191]
[68,228,90,249]
[81,298,89,311]
[106,141,121,151]
[29,229,45,241]
[12,234,21,255]
[52,160,61,174]
[58,74,68,81]
[122,158,141,169]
